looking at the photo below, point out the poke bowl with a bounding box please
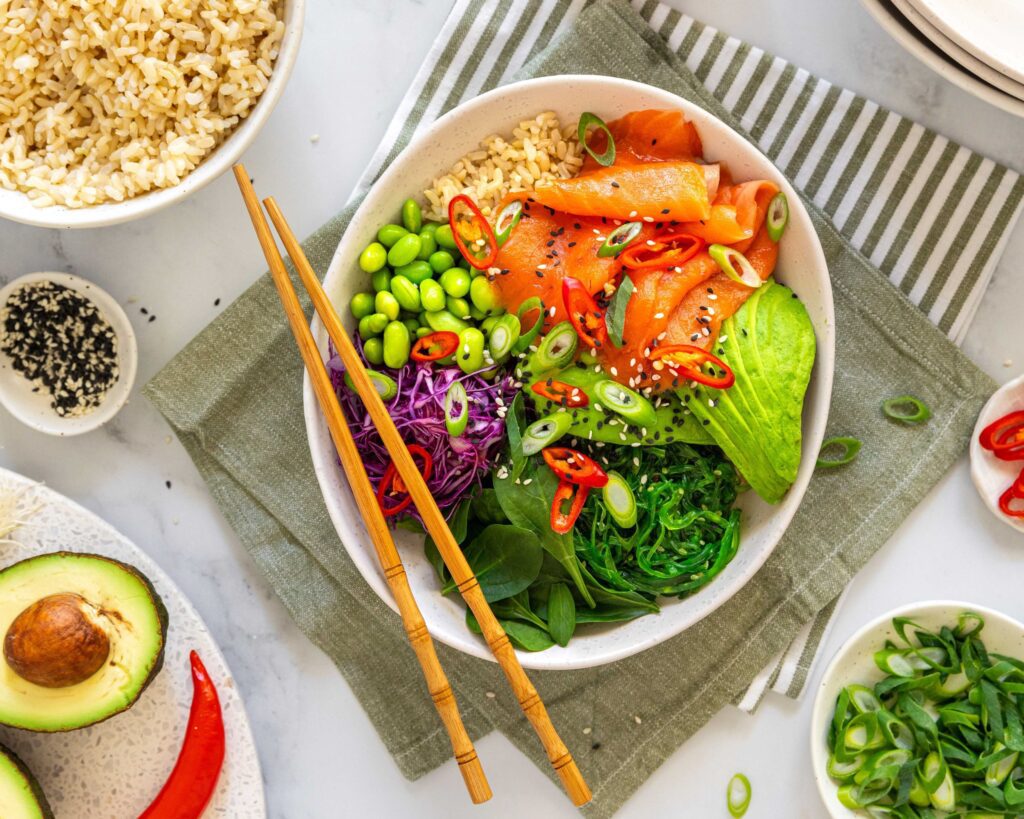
[305,75,835,670]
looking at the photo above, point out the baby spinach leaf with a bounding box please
[546,583,576,647]
[443,524,542,602]
[465,609,555,652]
[492,590,549,632]
[504,392,528,481]
[424,536,448,585]
[470,488,508,524]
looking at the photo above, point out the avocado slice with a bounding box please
[0,552,168,732]
[0,743,53,819]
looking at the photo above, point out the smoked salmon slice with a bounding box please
[581,109,703,172]
[680,180,779,247]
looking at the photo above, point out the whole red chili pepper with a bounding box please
[139,651,225,819]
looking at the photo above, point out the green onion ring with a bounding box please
[511,296,545,354]
[521,412,573,456]
[345,369,397,401]
[726,773,751,817]
[766,192,789,242]
[533,321,578,371]
[597,221,642,257]
[709,243,762,289]
[577,111,616,167]
[493,200,523,246]
[817,436,862,468]
[487,312,521,364]
[444,381,469,437]
[881,395,931,425]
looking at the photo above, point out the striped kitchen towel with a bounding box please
[352,0,1024,711]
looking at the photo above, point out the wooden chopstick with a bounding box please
[259,194,593,808]
[233,165,491,805]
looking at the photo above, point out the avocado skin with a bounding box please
[0,552,169,733]
[0,742,55,819]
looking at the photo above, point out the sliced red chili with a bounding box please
[562,276,608,349]
[531,379,589,408]
[542,446,609,489]
[620,231,703,270]
[998,474,1024,519]
[377,444,433,517]
[411,330,460,362]
[980,410,1024,461]
[649,344,735,389]
[448,194,498,270]
[550,479,589,534]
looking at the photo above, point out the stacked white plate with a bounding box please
[861,0,1024,117]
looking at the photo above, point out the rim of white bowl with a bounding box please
[304,74,835,670]
[970,373,1024,534]
[0,272,138,436]
[0,0,305,230]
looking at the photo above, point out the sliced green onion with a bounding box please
[444,382,469,437]
[593,379,657,428]
[956,611,985,638]
[487,313,521,364]
[848,684,883,714]
[494,200,523,246]
[828,753,867,781]
[601,471,637,528]
[906,646,948,670]
[511,296,544,355]
[577,111,615,167]
[521,412,573,456]
[931,670,970,698]
[766,192,789,242]
[921,752,955,810]
[844,712,885,752]
[597,221,642,257]
[817,436,861,468]
[882,395,931,425]
[709,243,762,288]
[726,773,751,818]
[532,321,578,372]
[985,744,1017,786]
[875,649,916,677]
[1006,768,1024,806]
[345,369,397,401]
[876,710,914,750]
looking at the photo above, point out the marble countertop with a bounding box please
[2,0,1024,816]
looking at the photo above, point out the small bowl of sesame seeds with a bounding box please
[0,272,137,436]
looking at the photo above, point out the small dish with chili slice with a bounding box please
[970,373,1024,534]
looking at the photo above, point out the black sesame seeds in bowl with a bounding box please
[0,273,137,436]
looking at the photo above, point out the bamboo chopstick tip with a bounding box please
[558,759,592,807]
[459,756,492,804]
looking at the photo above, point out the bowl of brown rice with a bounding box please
[0,0,304,229]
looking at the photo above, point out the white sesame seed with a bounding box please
[629,210,638,217]
[486,691,496,699]
[583,727,592,735]
[653,312,664,319]
[642,216,654,223]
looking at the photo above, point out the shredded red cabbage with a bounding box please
[328,347,516,523]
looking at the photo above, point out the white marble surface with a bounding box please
[1,1,1023,816]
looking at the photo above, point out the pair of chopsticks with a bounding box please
[233,165,591,808]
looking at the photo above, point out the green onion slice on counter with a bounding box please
[816,436,861,468]
[494,200,523,246]
[593,379,658,428]
[487,313,521,364]
[444,381,469,437]
[511,297,545,354]
[521,413,573,456]
[726,773,751,818]
[577,111,616,167]
[709,244,762,288]
[882,395,932,425]
[601,470,637,528]
[533,321,578,371]
[766,192,789,242]
[597,221,642,257]
[344,369,397,401]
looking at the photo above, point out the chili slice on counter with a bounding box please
[980,409,1024,461]
[542,447,609,488]
[531,378,589,408]
[411,330,460,362]
[620,231,702,270]
[448,194,498,270]
[377,444,433,517]
[550,479,589,534]
[649,344,735,389]
[562,276,608,349]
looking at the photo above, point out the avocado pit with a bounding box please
[4,593,111,688]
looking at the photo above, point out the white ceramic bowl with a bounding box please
[970,373,1024,534]
[0,272,137,436]
[0,0,304,230]
[304,75,835,670]
[811,601,1024,817]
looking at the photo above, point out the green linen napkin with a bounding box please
[146,1,1007,815]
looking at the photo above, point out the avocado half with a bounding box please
[0,552,168,732]
[0,743,53,819]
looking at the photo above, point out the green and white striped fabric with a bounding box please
[354,0,1024,709]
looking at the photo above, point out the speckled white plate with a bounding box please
[810,601,1024,817]
[970,373,1024,535]
[0,468,266,818]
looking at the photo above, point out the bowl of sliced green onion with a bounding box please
[811,601,1024,817]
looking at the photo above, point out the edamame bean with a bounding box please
[402,318,419,335]
[349,292,375,319]
[416,232,437,261]
[371,269,391,293]
[387,233,422,268]
[458,256,472,271]
[394,260,433,284]
[377,224,408,248]
[480,315,501,334]
[415,326,432,339]
[420,222,440,240]
[359,242,388,274]
[358,312,389,338]
[401,199,423,233]
[470,275,500,313]
[382,321,411,369]
[419,279,446,312]
[428,250,455,274]
[469,306,487,322]
[363,337,384,365]
[423,309,469,334]
[435,224,458,250]
[446,296,472,319]
[390,276,421,312]
[439,267,471,298]
[375,291,400,321]
[457,327,486,374]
